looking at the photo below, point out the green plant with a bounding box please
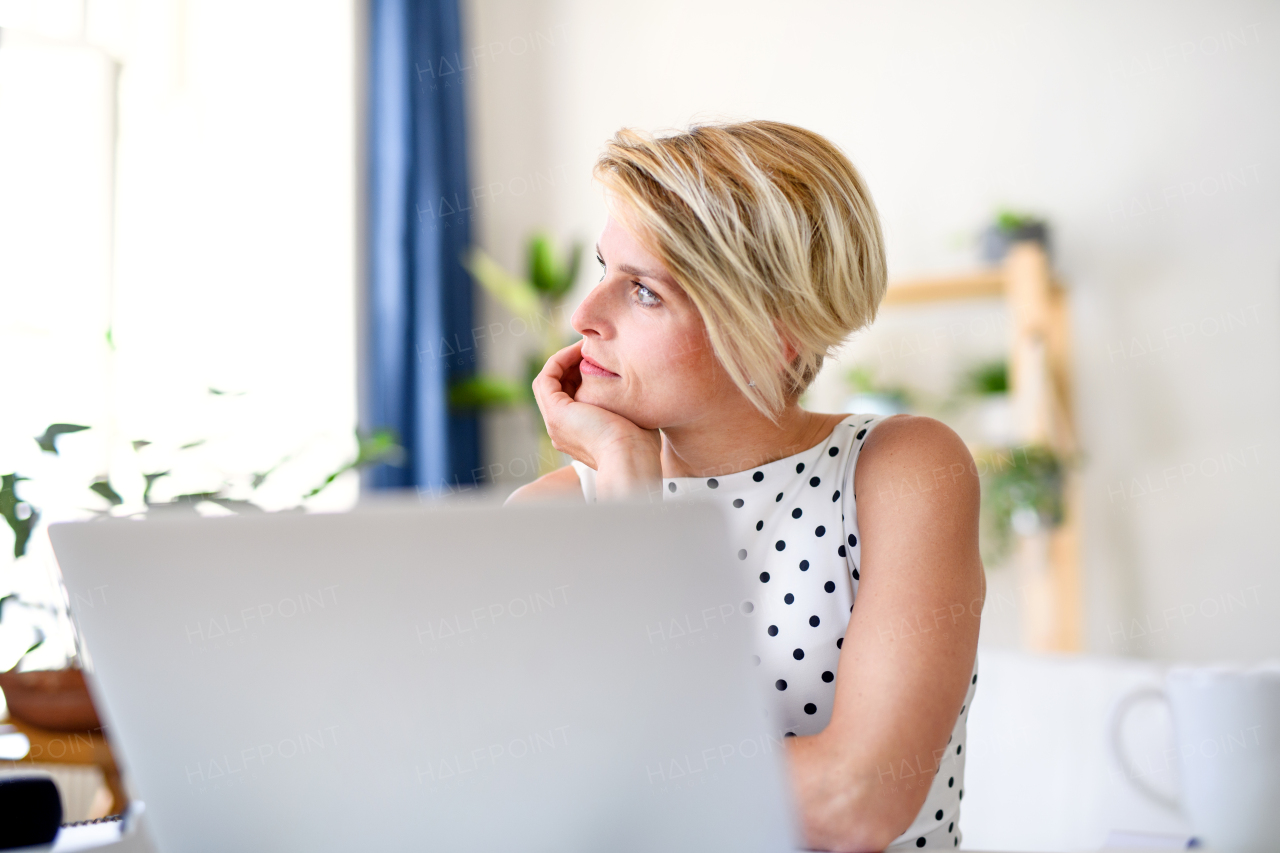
[452,233,583,477]
[843,366,914,410]
[974,444,1065,567]
[1,414,402,669]
[960,359,1008,396]
[994,209,1044,232]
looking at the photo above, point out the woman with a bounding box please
[507,121,984,852]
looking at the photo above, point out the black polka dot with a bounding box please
[737,549,747,560]
[852,568,860,580]
[752,471,764,482]
[784,731,795,737]
[759,572,770,583]
[792,507,803,519]
[795,462,805,473]
[956,744,962,755]
[948,777,954,787]
[767,625,778,636]
[756,520,764,531]
[828,446,839,456]
[824,581,835,593]
[935,810,943,821]
[809,476,820,487]
[973,674,978,684]
[954,838,958,847]
[856,429,867,439]
[792,648,804,660]
[821,670,834,682]
[799,560,809,571]
[959,789,963,800]
[848,534,857,547]
[667,482,676,492]
[838,545,846,557]
[831,489,840,502]
[804,703,817,715]
[815,525,826,537]
[784,593,794,604]
[961,705,966,714]
[836,637,843,648]
[775,679,787,691]
[732,498,744,508]
[775,540,786,551]
[775,492,783,502]
[915,838,925,848]
[707,478,718,489]
[948,822,953,833]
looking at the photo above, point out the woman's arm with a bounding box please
[785,415,985,852]
[504,465,586,505]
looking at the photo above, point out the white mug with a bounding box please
[1110,663,1280,853]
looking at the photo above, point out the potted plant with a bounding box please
[450,233,582,478]
[979,208,1051,264]
[972,444,1065,568]
[0,417,401,732]
[841,366,913,417]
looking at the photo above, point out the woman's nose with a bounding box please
[570,281,613,339]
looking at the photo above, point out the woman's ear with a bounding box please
[773,319,800,365]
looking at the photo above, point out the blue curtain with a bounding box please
[367,0,479,491]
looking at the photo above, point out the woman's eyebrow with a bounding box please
[596,243,676,287]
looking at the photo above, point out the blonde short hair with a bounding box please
[594,120,887,421]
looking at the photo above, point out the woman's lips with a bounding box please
[580,355,619,378]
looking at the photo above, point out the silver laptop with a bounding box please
[48,496,798,852]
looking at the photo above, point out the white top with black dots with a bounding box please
[570,413,978,851]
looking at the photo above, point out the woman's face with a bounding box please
[569,213,733,430]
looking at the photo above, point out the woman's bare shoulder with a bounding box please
[855,413,979,514]
[503,464,585,505]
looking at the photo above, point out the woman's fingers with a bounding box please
[532,340,587,441]
[532,339,582,408]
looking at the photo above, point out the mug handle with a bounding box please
[1108,685,1181,813]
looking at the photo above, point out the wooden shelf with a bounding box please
[882,269,1005,305]
[883,243,1082,653]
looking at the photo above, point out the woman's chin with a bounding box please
[573,387,658,429]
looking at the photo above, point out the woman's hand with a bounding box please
[532,339,663,499]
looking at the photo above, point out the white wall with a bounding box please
[462,0,1280,663]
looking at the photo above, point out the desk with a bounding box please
[0,717,126,817]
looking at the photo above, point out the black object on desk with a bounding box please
[0,776,62,849]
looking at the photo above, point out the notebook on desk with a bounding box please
[48,497,797,853]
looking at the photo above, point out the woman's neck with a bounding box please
[658,404,846,479]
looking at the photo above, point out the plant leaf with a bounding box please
[16,627,46,666]
[304,429,405,500]
[208,387,245,396]
[34,423,90,454]
[528,232,557,294]
[142,471,170,505]
[90,478,124,506]
[1,474,39,559]
[464,248,540,318]
[131,440,152,451]
[180,439,207,450]
[554,240,583,299]
[449,375,527,410]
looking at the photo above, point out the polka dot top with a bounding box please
[570,413,978,851]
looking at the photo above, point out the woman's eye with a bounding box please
[634,283,661,307]
[596,255,605,280]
